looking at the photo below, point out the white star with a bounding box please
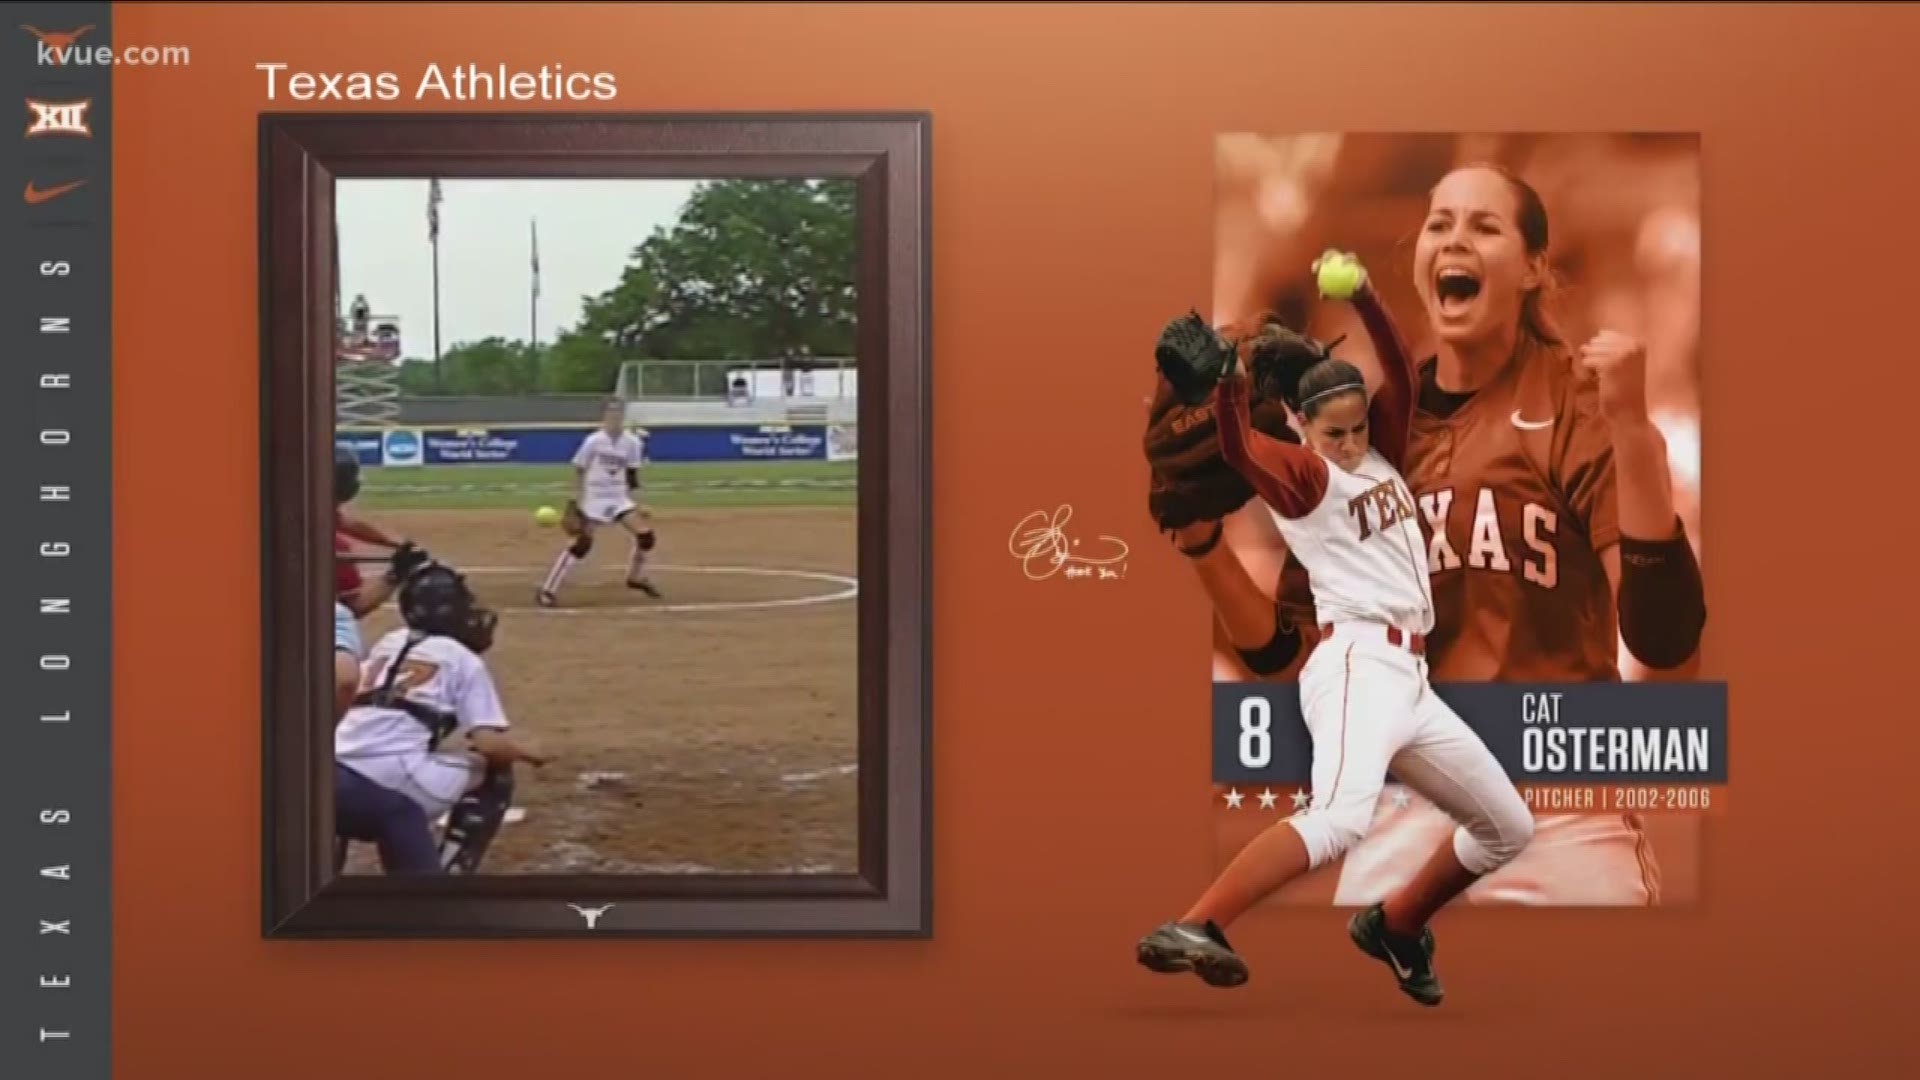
[1257,788,1279,810]
[1222,788,1245,810]
[1290,789,1311,810]
[1390,788,1413,810]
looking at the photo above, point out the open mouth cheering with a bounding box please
[1433,267,1482,317]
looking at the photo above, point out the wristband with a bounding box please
[1176,520,1224,558]
[1236,610,1303,676]
[1616,519,1706,669]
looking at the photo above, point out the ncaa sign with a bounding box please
[381,428,423,467]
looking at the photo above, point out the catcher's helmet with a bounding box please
[399,563,498,655]
[335,445,362,505]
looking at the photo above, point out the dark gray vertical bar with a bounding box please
[7,4,113,1078]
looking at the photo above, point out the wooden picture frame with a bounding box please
[259,113,931,938]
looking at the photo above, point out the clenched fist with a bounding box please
[1577,330,1650,424]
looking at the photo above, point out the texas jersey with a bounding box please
[1269,447,1435,637]
[335,630,510,808]
[1403,339,1620,682]
[572,429,644,499]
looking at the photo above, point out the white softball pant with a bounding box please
[338,751,484,822]
[579,493,638,525]
[1335,803,1660,906]
[1286,622,1534,877]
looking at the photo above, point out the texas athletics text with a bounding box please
[254,63,618,102]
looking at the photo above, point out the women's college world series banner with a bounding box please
[338,424,832,466]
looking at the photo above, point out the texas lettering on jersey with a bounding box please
[1415,486,1558,588]
[1401,341,1620,683]
[1264,342,1621,682]
[1348,477,1419,542]
[1262,448,1434,636]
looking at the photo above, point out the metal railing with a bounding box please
[616,358,856,402]
[336,360,402,427]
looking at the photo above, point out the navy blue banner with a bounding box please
[1212,682,1729,785]
[337,424,831,466]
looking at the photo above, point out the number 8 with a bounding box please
[1238,697,1272,768]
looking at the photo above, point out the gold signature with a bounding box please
[1008,505,1130,581]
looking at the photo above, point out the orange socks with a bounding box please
[1380,839,1479,936]
[1180,822,1311,928]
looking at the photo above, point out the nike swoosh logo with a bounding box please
[1384,943,1414,980]
[24,179,86,205]
[1510,410,1554,431]
[1173,926,1212,944]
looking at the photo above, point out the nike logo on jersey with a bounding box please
[1510,411,1554,431]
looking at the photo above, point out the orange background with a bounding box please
[113,4,1917,1076]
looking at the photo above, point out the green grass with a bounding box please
[355,461,856,511]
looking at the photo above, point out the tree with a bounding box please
[395,338,541,396]
[394,358,441,396]
[538,330,623,393]
[387,179,857,401]
[577,179,857,363]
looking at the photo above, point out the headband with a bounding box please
[1298,380,1366,408]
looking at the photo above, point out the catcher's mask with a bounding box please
[334,446,362,505]
[398,563,498,655]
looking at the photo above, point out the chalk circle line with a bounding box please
[460,563,858,616]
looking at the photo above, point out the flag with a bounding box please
[427,177,443,243]
[530,217,540,299]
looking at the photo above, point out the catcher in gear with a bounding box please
[334,561,550,875]
[1143,311,1341,676]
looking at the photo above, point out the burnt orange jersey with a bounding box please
[1404,339,1620,682]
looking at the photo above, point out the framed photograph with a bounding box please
[259,113,931,937]
[1176,132,1723,922]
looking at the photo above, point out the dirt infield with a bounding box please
[342,504,859,875]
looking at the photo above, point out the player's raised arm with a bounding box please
[1351,292,1417,472]
[1214,371,1329,521]
[1315,251,1417,472]
[1568,331,1706,670]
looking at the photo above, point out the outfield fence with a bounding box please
[339,422,858,467]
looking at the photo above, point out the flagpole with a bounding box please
[529,217,540,350]
[432,239,443,389]
[331,202,342,343]
[428,178,443,391]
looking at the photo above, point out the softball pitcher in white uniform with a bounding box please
[1136,278,1534,1008]
[538,400,662,607]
